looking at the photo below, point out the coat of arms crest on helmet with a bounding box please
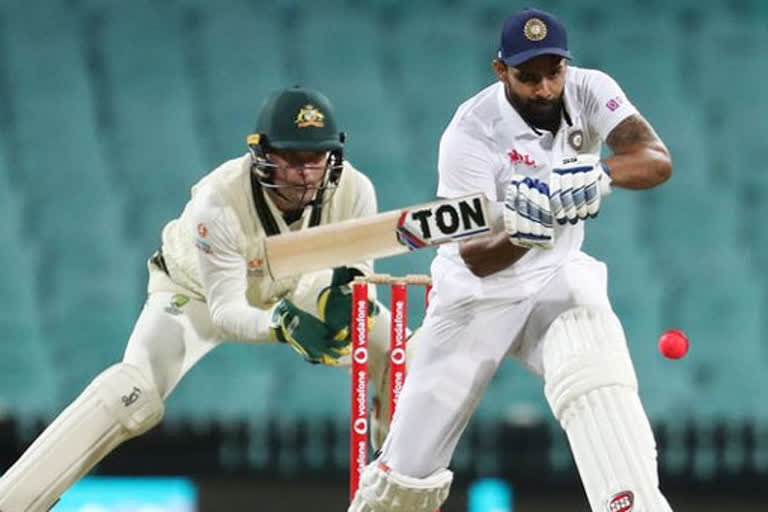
[295,104,325,128]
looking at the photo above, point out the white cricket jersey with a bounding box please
[435,66,636,297]
[148,154,376,342]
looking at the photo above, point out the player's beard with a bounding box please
[505,84,563,131]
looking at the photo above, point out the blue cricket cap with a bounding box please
[498,8,571,67]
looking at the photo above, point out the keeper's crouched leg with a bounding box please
[543,307,673,512]
[0,362,164,512]
[348,460,452,512]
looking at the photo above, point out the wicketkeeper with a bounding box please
[0,86,397,511]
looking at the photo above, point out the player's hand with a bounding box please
[270,299,350,366]
[317,266,378,339]
[503,174,554,249]
[549,155,612,225]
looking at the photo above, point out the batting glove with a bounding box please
[503,174,555,249]
[549,155,612,225]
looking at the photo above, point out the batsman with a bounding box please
[350,8,675,512]
[0,86,397,511]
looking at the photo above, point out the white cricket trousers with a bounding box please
[379,252,611,477]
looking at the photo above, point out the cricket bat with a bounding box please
[263,193,502,279]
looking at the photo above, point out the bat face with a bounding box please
[396,193,492,249]
[263,192,498,280]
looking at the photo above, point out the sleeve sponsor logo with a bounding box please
[247,258,265,277]
[605,96,625,112]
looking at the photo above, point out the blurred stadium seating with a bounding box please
[0,0,767,493]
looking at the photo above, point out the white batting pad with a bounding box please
[348,460,452,512]
[543,307,673,512]
[0,363,164,512]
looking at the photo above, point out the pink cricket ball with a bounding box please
[658,328,689,359]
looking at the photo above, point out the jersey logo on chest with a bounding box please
[508,149,536,167]
[568,129,584,151]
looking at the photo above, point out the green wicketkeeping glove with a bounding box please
[316,266,379,339]
[270,299,351,366]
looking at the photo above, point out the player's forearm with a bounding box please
[208,299,272,343]
[604,142,672,190]
[603,114,672,190]
[199,257,273,342]
[458,232,529,277]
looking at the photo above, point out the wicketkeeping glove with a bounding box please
[549,155,612,225]
[270,299,350,366]
[503,174,554,249]
[316,266,378,339]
